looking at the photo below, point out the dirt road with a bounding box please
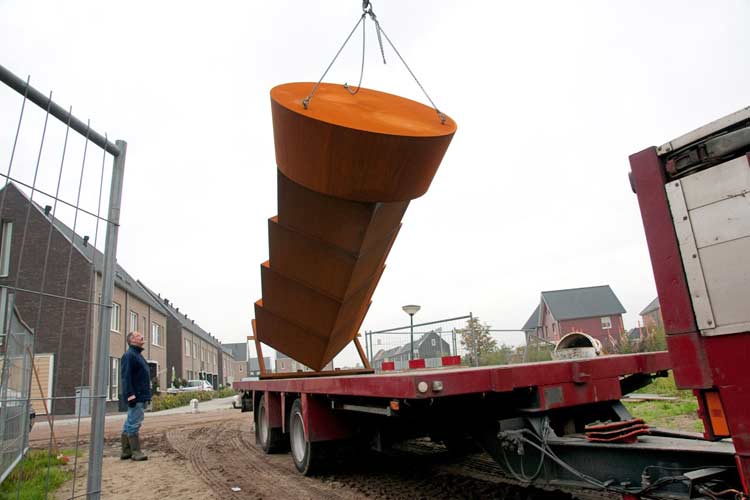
[40,406,572,499]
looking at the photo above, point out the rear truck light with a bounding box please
[703,390,731,438]
[417,381,429,393]
[389,400,400,412]
[431,380,443,392]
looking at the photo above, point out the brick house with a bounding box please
[639,297,662,332]
[220,346,246,386]
[521,285,626,350]
[221,341,252,385]
[275,351,333,373]
[141,283,222,389]
[0,183,168,414]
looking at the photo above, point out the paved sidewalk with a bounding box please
[31,396,237,430]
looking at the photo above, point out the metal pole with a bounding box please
[469,311,478,367]
[86,140,126,500]
[0,64,121,157]
[409,314,414,360]
[364,331,369,363]
[523,331,530,362]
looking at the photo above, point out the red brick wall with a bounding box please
[559,315,624,348]
[642,310,662,331]
[541,303,560,341]
[0,184,93,415]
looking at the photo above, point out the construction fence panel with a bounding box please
[0,63,125,500]
[0,294,33,483]
[365,314,471,372]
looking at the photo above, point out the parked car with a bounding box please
[181,380,214,392]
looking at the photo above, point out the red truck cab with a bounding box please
[630,106,750,493]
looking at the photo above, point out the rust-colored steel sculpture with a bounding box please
[254,82,456,371]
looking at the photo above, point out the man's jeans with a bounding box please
[123,402,145,436]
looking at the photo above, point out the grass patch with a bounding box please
[634,372,692,398]
[625,373,703,433]
[0,449,78,500]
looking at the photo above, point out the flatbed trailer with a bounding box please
[234,103,750,499]
[234,351,741,499]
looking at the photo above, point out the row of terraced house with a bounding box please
[0,183,245,415]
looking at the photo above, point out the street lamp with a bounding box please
[402,305,421,360]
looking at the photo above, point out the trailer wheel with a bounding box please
[256,394,285,453]
[289,398,325,475]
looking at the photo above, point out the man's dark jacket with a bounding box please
[119,345,152,412]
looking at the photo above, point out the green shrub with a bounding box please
[215,387,236,398]
[149,387,236,412]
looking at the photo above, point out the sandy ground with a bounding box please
[33,403,573,500]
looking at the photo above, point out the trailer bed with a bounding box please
[234,351,671,410]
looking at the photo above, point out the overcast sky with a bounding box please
[1,1,749,366]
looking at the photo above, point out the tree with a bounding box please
[457,317,497,366]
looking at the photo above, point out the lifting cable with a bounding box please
[302,0,447,125]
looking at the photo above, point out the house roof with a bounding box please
[222,342,248,361]
[640,297,660,316]
[626,327,643,341]
[414,331,450,349]
[248,357,270,371]
[522,304,541,331]
[541,285,626,321]
[139,280,220,348]
[1,183,168,316]
[372,332,449,362]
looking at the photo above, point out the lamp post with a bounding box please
[402,305,421,360]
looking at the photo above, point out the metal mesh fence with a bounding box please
[365,314,470,371]
[0,294,34,483]
[0,64,125,499]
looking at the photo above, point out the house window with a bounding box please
[111,302,121,332]
[129,311,138,333]
[151,322,162,347]
[193,342,197,358]
[0,221,12,277]
[0,287,8,343]
[431,339,436,347]
[185,339,191,356]
[108,357,119,400]
[213,353,217,366]
[601,316,612,330]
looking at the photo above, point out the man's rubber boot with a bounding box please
[128,434,148,461]
[120,433,131,460]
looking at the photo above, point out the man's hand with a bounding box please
[127,395,136,408]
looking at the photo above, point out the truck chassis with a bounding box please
[235,352,743,499]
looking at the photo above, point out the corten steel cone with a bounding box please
[255,82,457,371]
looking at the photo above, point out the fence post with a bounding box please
[469,311,479,367]
[86,140,126,500]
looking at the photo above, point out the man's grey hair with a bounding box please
[126,331,139,345]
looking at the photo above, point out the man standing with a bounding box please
[120,331,151,461]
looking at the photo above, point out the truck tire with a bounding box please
[256,394,286,453]
[289,398,326,475]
